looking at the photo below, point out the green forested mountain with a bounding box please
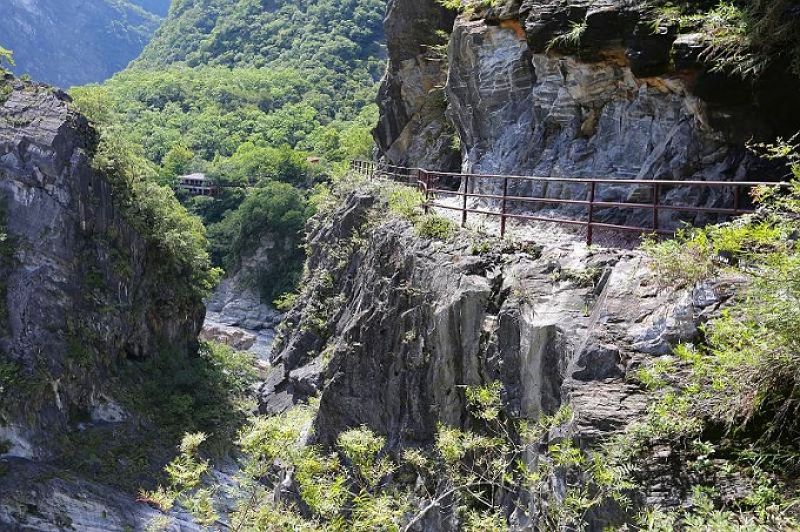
[134,0,385,75]
[74,0,385,173]
[0,0,171,87]
[78,67,377,166]
[71,0,386,300]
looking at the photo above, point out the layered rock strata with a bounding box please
[259,184,733,528]
[373,0,461,170]
[376,0,799,226]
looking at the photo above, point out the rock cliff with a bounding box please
[373,0,460,170]
[0,77,205,460]
[376,0,800,189]
[258,180,739,528]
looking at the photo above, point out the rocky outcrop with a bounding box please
[203,236,290,359]
[259,184,729,527]
[199,322,257,351]
[373,0,461,170]
[0,459,200,532]
[0,78,204,459]
[376,0,800,218]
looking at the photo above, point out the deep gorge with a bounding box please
[1,0,800,530]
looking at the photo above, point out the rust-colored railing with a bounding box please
[350,160,790,245]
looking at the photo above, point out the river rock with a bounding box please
[199,322,257,351]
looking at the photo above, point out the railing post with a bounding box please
[500,177,509,238]
[733,185,741,215]
[462,174,469,228]
[421,170,430,214]
[653,183,660,233]
[587,181,596,246]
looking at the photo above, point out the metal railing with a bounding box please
[351,160,790,245]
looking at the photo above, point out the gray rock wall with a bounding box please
[0,459,200,532]
[373,0,461,170]
[260,186,728,528]
[0,79,204,458]
[376,0,799,220]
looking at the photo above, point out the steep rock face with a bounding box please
[376,0,799,210]
[373,0,460,170]
[260,185,727,527]
[0,79,204,458]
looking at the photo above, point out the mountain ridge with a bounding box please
[0,0,172,87]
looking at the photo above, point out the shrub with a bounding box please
[118,342,257,451]
[415,213,457,240]
[649,0,800,78]
[0,46,13,74]
[641,227,714,287]
[337,427,384,468]
[436,0,500,14]
[384,183,457,240]
[140,432,218,528]
[386,186,424,219]
[294,449,348,518]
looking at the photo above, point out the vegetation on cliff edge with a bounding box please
[649,0,800,78]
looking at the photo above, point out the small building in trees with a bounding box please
[177,173,217,197]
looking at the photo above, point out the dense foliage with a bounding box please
[141,383,633,530]
[72,0,385,298]
[0,46,12,75]
[57,342,257,492]
[82,107,220,306]
[648,0,800,78]
[133,0,385,77]
[207,181,312,301]
[71,67,377,173]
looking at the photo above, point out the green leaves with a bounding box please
[238,405,316,467]
[435,0,500,14]
[134,0,385,76]
[140,432,214,522]
[465,382,503,422]
[384,183,457,241]
[295,449,349,518]
[0,46,14,72]
[337,427,385,476]
[648,0,800,78]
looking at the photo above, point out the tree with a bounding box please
[212,143,316,188]
[0,46,14,74]
[161,143,195,184]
